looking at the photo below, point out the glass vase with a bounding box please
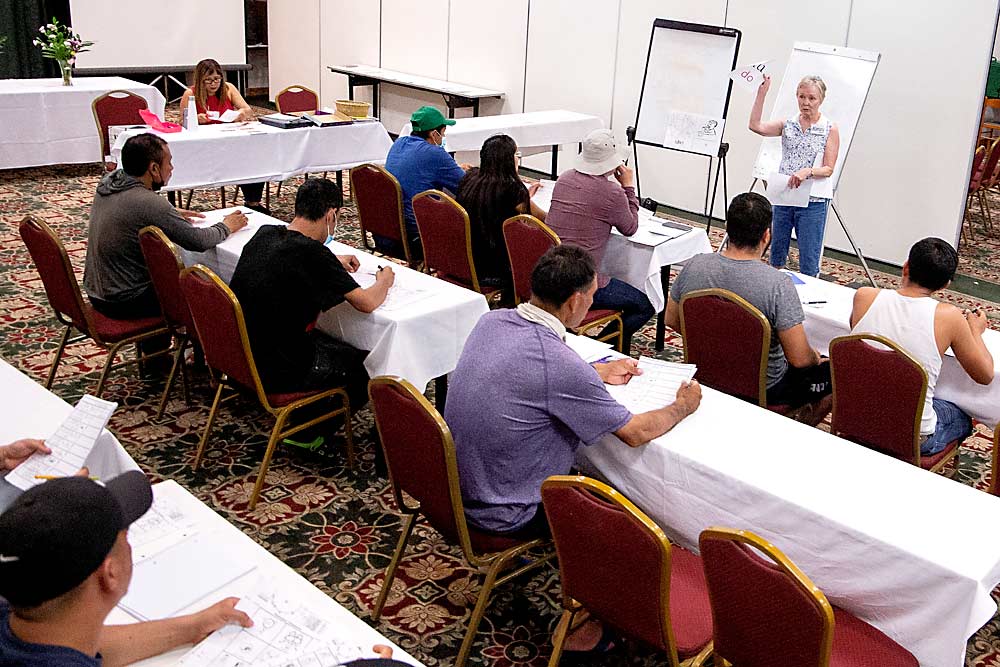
[58,60,72,86]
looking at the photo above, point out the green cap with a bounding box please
[410,106,456,132]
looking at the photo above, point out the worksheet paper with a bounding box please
[261,641,369,667]
[119,532,256,621]
[351,269,435,312]
[6,395,117,491]
[127,493,201,564]
[179,581,365,666]
[764,172,812,208]
[605,357,697,414]
[565,333,613,363]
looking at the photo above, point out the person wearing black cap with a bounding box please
[0,471,252,666]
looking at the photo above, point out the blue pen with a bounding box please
[594,355,616,364]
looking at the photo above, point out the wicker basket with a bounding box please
[335,100,371,119]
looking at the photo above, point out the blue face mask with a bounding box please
[438,132,447,152]
[324,234,334,245]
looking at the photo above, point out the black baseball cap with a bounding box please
[0,471,152,608]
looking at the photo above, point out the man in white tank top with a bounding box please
[850,238,993,454]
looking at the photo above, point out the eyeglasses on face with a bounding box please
[204,76,223,84]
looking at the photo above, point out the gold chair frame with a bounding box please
[90,89,147,164]
[679,288,771,407]
[829,333,958,474]
[543,475,712,667]
[21,216,171,397]
[138,226,194,418]
[350,163,415,266]
[181,265,355,510]
[699,526,836,667]
[501,214,625,351]
[274,84,320,114]
[368,376,555,667]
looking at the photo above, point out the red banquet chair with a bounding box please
[274,85,319,114]
[501,214,625,351]
[179,265,355,510]
[541,476,713,667]
[18,216,169,396]
[829,333,961,474]
[678,288,794,414]
[91,89,149,167]
[698,527,917,667]
[368,376,554,667]
[349,163,416,265]
[138,226,197,418]
[412,189,504,305]
[964,144,988,243]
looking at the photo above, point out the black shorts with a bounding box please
[766,361,832,409]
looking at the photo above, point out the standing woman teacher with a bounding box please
[179,59,269,213]
[749,74,840,277]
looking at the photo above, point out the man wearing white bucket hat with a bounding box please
[545,129,655,348]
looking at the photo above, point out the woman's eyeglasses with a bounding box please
[204,76,223,84]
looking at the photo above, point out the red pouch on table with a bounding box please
[138,109,182,133]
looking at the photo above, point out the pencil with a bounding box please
[34,474,99,480]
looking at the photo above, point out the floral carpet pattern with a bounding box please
[2,143,1000,666]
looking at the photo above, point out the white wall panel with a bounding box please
[319,0,381,108]
[71,0,246,68]
[448,0,528,116]
[837,0,999,264]
[521,0,621,173]
[609,0,727,213]
[268,0,321,101]
[377,0,450,133]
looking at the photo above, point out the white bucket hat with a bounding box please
[575,129,624,176]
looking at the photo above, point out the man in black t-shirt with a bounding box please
[230,179,394,407]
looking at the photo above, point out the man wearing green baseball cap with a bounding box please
[381,106,470,259]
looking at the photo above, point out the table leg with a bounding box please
[435,375,448,411]
[551,144,558,180]
[348,77,354,101]
[373,83,380,119]
[473,99,480,117]
[655,264,672,352]
[336,171,343,193]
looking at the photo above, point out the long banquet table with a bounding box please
[0,357,139,511]
[180,209,489,391]
[111,120,393,192]
[579,379,1000,667]
[0,76,166,169]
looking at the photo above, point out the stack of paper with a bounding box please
[6,395,117,491]
[605,356,697,414]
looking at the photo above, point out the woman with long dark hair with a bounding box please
[457,134,546,287]
[179,59,268,213]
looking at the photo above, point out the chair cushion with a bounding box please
[89,310,165,343]
[580,309,619,327]
[267,390,329,408]
[468,524,532,554]
[829,608,917,667]
[766,403,792,415]
[919,439,959,470]
[667,546,714,656]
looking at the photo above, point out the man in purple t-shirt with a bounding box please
[444,245,701,536]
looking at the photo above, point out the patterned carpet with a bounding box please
[961,185,1000,284]
[3,142,1000,666]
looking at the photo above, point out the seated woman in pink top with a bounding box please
[179,59,268,213]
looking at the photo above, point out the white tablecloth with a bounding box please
[532,180,713,311]
[0,358,139,512]
[579,384,1000,667]
[0,77,166,169]
[180,209,489,391]
[111,120,393,191]
[107,480,423,666]
[791,273,1000,428]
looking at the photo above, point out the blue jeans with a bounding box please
[922,398,973,455]
[591,278,655,341]
[770,200,829,277]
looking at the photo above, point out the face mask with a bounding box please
[438,132,447,151]
[324,234,334,245]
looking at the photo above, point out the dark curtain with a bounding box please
[0,0,71,79]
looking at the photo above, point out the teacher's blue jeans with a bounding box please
[770,200,829,277]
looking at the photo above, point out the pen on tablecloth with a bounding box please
[802,300,827,305]
[34,474,100,481]
[593,355,616,364]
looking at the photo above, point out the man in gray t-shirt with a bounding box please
[665,193,831,417]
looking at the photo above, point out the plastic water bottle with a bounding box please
[185,97,198,131]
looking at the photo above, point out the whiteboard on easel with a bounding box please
[752,42,880,198]
[634,19,741,157]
